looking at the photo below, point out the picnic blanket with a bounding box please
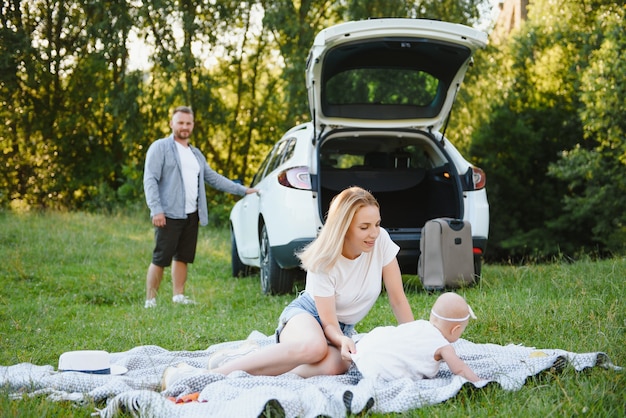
[0,331,620,417]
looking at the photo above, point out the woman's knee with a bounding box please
[292,338,328,363]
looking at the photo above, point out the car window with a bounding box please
[251,152,272,187]
[320,143,435,171]
[252,142,283,186]
[397,145,435,169]
[319,38,471,121]
[325,68,439,109]
[266,140,288,173]
[282,138,296,162]
[251,138,299,187]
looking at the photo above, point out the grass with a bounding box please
[0,210,624,417]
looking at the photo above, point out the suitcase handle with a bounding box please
[446,219,465,231]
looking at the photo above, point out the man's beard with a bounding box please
[175,130,191,140]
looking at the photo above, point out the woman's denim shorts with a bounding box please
[275,291,355,343]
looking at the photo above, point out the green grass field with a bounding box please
[1,211,624,417]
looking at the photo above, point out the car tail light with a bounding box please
[277,166,311,190]
[472,166,486,190]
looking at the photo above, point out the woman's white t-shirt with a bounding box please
[351,320,449,381]
[305,228,399,324]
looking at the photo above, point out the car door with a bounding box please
[235,139,291,261]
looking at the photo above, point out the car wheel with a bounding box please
[231,227,250,277]
[260,224,294,295]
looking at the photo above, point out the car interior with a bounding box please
[318,134,461,229]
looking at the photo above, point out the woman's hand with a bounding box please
[340,335,356,361]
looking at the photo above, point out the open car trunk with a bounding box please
[317,131,463,274]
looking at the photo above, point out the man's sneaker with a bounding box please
[145,298,157,308]
[172,294,196,305]
[161,362,205,390]
[207,340,260,370]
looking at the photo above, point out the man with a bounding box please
[143,106,257,308]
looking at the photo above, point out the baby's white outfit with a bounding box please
[351,319,449,381]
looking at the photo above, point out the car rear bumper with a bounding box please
[270,238,314,269]
[273,233,488,273]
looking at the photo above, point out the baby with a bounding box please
[350,292,480,382]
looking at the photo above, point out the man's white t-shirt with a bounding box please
[351,320,449,381]
[305,228,399,324]
[175,141,200,214]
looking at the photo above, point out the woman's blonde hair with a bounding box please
[298,186,379,273]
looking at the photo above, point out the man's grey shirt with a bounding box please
[143,135,247,226]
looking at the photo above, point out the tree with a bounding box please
[9,0,621,263]
[548,3,626,255]
[0,0,145,210]
[260,0,341,128]
[466,0,626,260]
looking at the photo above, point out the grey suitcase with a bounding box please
[418,218,475,290]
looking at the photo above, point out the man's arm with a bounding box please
[192,148,247,196]
[143,143,164,216]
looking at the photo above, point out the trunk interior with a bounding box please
[318,133,462,272]
[318,133,462,226]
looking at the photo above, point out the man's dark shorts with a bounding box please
[152,212,199,266]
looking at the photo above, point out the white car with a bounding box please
[230,18,490,294]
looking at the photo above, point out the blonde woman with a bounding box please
[163,186,414,386]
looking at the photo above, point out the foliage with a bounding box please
[341,0,484,24]
[0,211,624,417]
[465,0,626,261]
[0,0,489,214]
[1,0,624,261]
[547,4,626,255]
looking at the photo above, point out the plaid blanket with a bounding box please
[0,331,619,417]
